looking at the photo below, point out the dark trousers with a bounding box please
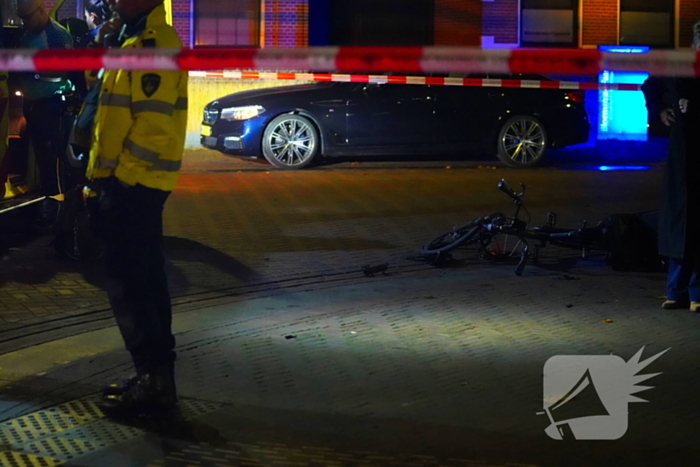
[24,97,71,197]
[101,179,175,374]
[666,257,700,303]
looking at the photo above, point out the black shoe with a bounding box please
[99,367,177,416]
[101,375,139,397]
[661,300,689,310]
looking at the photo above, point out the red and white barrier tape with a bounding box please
[188,70,642,91]
[0,47,698,77]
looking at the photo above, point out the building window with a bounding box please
[521,0,578,48]
[620,0,674,48]
[328,0,434,46]
[194,0,260,47]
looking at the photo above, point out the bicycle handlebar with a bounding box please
[498,179,525,202]
[498,180,516,200]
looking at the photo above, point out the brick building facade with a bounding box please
[482,0,519,47]
[581,0,618,47]
[42,0,700,50]
[434,0,483,46]
[265,0,309,48]
[27,0,696,149]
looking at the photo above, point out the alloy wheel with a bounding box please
[497,116,548,167]
[265,117,317,168]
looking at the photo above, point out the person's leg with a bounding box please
[103,180,142,356]
[143,185,176,371]
[123,184,173,374]
[24,98,68,227]
[100,181,175,413]
[96,178,136,397]
[663,257,692,308]
[134,184,176,396]
[24,99,65,197]
[688,268,700,312]
[104,183,171,372]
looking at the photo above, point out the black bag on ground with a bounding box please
[53,186,103,260]
[601,210,664,272]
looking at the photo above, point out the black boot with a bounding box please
[99,366,177,416]
[101,375,139,397]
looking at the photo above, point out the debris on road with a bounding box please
[362,263,389,276]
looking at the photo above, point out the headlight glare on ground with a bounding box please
[220,105,265,121]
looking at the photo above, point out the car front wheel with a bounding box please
[262,114,319,169]
[496,115,548,167]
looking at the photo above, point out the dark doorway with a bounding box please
[327,0,434,46]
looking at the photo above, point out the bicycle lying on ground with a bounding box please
[417,179,610,276]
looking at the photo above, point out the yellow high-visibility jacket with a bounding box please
[87,4,188,192]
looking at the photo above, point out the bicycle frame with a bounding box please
[483,182,531,275]
[418,179,607,276]
[489,179,607,274]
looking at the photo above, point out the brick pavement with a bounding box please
[0,262,695,465]
[0,147,663,334]
[1,144,697,466]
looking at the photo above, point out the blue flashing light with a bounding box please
[598,45,650,54]
[596,45,650,143]
[600,71,611,133]
[598,70,649,140]
[561,165,652,171]
[597,165,650,171]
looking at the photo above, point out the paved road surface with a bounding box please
[2,141,696,466]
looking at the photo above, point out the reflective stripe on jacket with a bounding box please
[87,4,188,192]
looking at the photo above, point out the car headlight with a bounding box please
[220,105,265,121]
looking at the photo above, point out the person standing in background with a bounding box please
[642,21,700,313]
[84,0,111,41]
[16,0,74,226]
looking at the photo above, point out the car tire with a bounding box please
[262,114,319,170]
[496,115,548,168]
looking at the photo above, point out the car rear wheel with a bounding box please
[496,115,548,167]
[262,114,319,170]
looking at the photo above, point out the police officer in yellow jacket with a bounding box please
[88,0,187,415]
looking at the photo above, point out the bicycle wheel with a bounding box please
[420,224,481,255]
[420,213,504,255]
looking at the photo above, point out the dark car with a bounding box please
[200,73,590,169]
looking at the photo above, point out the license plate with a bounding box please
[201,125,212,137]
